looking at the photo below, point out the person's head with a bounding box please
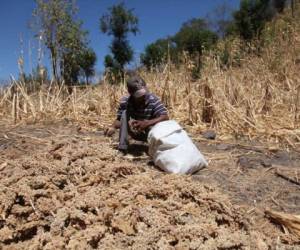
[126,75,147,105]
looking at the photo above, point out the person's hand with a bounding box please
[132,120,150,131]
[104,127,116,136]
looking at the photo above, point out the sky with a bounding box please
[0,0,240,82]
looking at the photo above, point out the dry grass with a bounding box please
[0,12,299,148]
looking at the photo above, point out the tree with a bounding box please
[273,0,287,12]
[233,0,273,41]
[79,48,97,84]
[140,38,173,69]
[100,2,139,81]
[140,18,217,72]
[173,18,218,78]
[59,14,89,84]
[173,18,218,56]
[32,0,89,84]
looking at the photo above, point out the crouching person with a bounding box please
[105,75,169,153]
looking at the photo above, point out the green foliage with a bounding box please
[32,0,91,85]
[172,19,218,78]
[141,18,218,73]
[104,55,115,68]
[140,38,172,69]
[79,48,97,85]
[60,16,89,84]
[232,0,273,41]
[100,2,139,83]
[100,3,138,38]
[104,55,122,84]
[173,18,218,56]
[140,0,293,74]
[273,0,287,13]
[110,39,134,68]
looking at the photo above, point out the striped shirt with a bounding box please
[117,93,168,121]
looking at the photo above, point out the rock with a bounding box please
[238,156,273,169]
[274,151,290,163]
[202,130,216,140]
[260,158,272,168]
[237,156,252,168]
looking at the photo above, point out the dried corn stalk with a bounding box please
[265,209,300,238]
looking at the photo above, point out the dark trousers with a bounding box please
[119,111,148,150]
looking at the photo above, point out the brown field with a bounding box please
[0,121,300,249]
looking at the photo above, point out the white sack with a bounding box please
[148,120,208,174]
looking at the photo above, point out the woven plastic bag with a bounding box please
[148,120,208,174]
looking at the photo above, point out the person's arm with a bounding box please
[144,95,169,128]
[104,120,120,136]
[132,94,169,132]
[132,114,169,131]
[104,97,127,136]
[147,114,169,126]
[113,120,121,129]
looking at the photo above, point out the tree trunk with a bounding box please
[85,74,89,85]
[50,46,58,83]
[291,0,299,16]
